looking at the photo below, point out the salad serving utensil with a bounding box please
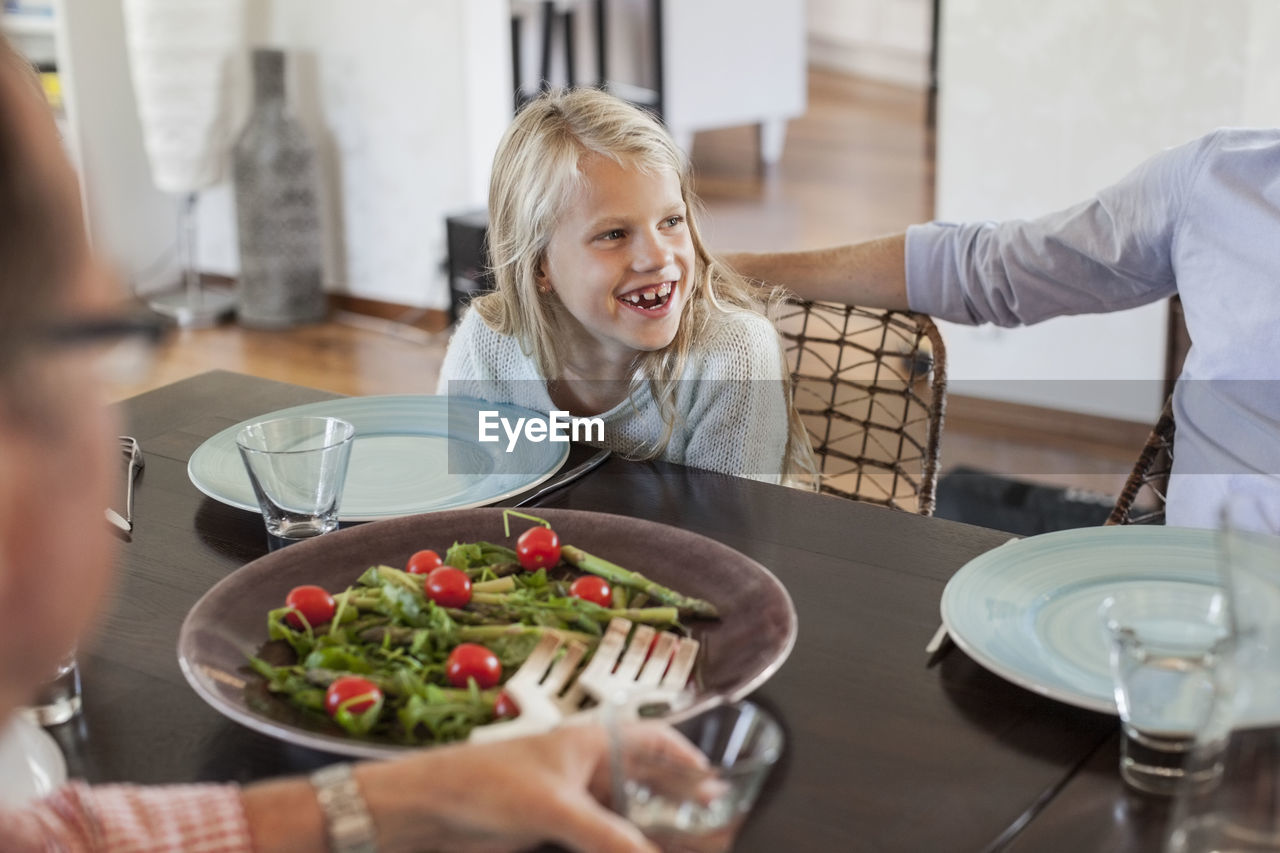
[468,633,590,743]
[468,617,699,743]
[576,617,700,711]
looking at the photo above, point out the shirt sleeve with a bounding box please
[0,781,252,853]
[903,131,1219,326]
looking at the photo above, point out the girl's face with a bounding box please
[538,154,694,372]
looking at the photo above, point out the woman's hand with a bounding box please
[241,720,705,853]
[353,722,697,853]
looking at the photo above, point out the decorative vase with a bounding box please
[232,48,326,328]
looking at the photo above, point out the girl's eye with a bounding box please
[599,229,625,241]
[663,215,684,228]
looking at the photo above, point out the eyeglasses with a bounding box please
[40,313,171,387]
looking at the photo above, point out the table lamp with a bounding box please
[122,0,245,327]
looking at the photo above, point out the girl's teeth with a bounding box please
[620,283,673,306]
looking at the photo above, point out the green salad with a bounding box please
[248,514,717,745]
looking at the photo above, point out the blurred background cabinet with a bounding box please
[513,0,806,168]
[658,0,806,166]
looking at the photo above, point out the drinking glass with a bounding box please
[1100,586,1230,796]
[20,650,82,727]
[609,700,783,852]
[1167,488,1280,851]
[236,416,354,543]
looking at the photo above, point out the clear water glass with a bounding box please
[20,651,82,727]
[610,700,783,852]
[1166,488,1280,851]
[236,416,354,541]
[1100,586,1230,796]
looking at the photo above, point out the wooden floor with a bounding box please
[111,68,1140,502]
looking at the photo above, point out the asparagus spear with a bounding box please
[560,544,719,619]
[358,623,597,648]
[465,594,681,629]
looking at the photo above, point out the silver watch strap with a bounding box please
[311,762,378,853]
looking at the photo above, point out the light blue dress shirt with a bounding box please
[905,128,1280,528]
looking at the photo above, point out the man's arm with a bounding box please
[721,233,909,310]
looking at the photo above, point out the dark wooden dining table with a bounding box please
[57,369,1174,851]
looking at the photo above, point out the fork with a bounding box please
[576,617,700,713]
[468,618,700,743]
[106,437,144,534]
[468,633,591,743]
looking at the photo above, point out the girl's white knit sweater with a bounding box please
[436,307,792,483]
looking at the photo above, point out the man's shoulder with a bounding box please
[1196,127,1280,148]
[1172,127,1280,170]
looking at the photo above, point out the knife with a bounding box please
[105,508,132,534]
[513,448,611,508]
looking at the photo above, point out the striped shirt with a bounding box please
[0,782,251,852]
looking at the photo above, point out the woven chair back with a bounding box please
[1105,396,1175,526]
[777,300,947,515]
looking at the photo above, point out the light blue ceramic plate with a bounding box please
[188,395,569,522]
[940,525,1218,714]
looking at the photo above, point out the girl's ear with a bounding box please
[535,261,554,294]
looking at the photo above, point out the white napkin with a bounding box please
[0,716,65,806]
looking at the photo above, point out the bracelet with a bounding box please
[311,762,378,853]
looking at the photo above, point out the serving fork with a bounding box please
[468,617,699,743]
[105,437,143,534]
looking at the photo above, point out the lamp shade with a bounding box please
[122,0,245,193]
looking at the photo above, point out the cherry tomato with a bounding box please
[284,585,336,630]
[446,643,502,689]
[425,566,472,608]
[324,675,382,717]
[406,549,444,575]
[516,526,561,571]
[493,690,520,719]
[569,575,612,608]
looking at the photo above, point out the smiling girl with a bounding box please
[438,88,813,485]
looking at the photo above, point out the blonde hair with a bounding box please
[474,88,814,483]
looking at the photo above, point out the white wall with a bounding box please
[807,0,932,89]
[935,0,1280,421]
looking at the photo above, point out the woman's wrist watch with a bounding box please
[311,762,379,853]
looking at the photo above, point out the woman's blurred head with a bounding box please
[0,36,122,718]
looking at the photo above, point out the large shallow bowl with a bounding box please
[178,507,798,758]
